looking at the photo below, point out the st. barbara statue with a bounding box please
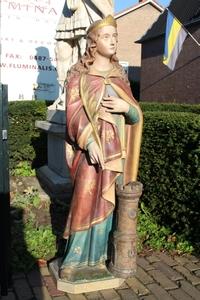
[59,15,143,282]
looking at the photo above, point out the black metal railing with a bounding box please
[0,84,10,296]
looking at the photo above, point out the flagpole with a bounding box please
[166,8,200,47]
[186,30,200,47]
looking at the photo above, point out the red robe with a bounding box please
[63,66,143,239]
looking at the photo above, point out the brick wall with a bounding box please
[140,24,200,103]
[116,4,161,82]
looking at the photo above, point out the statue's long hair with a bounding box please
[66,28,129,84]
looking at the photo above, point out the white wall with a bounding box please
[0,0,64,101]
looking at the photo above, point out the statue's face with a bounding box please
[95,25,118,58]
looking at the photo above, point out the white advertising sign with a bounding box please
[0,0,64,101]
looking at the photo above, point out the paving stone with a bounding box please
[13,278,34,300]
[33,286,52,300]
[0,292,16,300]
[52,297,69,300]
[114,281,129,290]
[174,255,191,265]
[194,261,200,267]
[148,269,178,290]
[186,255,200,263]
[157,252,178,267]
[67,294,87,300]
[137,257,155,271]
[85,291,103,300]
[99,289,120,300]
[43,276,65,297]
[27,269,44,287]
[140,295,157,300]
[146,255,160,264]
[126,277,149,296]
[174,265,200,285]
[147,283,174,300]
[168,288,193,300]
[117,288,139,299]
[9,253,200,300]
[185,262,200,272]
[136,266,154,285]
[194,269,200,277]
[153,261,183,281]
[39,267,51,277]
[179,280,200,300]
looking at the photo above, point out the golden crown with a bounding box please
[87,15,117,34]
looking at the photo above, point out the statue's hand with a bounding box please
[102,96,129,113]
[87,142,104,168]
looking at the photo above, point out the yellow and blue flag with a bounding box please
[163,10,187,70]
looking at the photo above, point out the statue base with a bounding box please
[36,165,72,200]
[49,259,124,294]
[35,120,72,200]
[47,107,66,125]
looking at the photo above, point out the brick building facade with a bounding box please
[138,0,200,103]
[115,0,163,84]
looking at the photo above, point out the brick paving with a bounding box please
[1,252,200,300]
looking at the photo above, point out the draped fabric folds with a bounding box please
[63,66,143,241]
[61,66,143,268]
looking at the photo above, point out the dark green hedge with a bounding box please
[8,101,200,249]
[140,102,200,114]
[138,111,200,248]
[8,101,48,170]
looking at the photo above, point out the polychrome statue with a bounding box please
[59,15,143,282]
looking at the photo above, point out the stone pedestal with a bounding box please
[49,259,124,294]
[47,106,66,125]
[35,108,72,200]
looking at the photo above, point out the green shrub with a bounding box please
[137,203,194,254]
[8,101,200,252]
[12,161,36,176]
[140,102,200,114]
[8,101,48,172]
[11,219,56,271]
[11,191,56,271]
[138,111,200,250]
[11,191,193,272]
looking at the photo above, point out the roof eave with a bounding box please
[114,0,164,19]
[136,16,200,44]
